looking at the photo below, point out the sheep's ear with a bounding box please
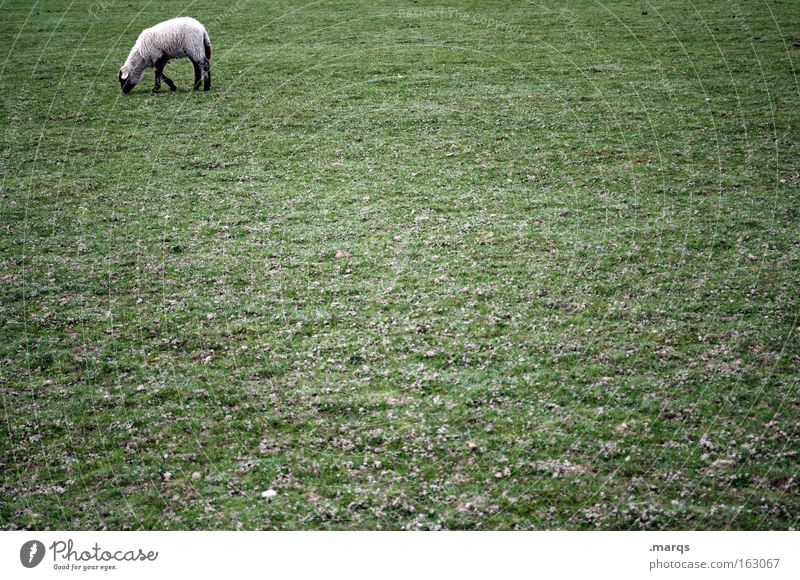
[120,68,129,80]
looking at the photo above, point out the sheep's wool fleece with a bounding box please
[127,17,208,66]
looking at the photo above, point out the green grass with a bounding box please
[1,0,798,530]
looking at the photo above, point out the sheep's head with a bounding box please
[118,66,137,94]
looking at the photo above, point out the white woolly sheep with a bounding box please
[119,17,212,94]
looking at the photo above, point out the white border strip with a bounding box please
[2,531,798,579]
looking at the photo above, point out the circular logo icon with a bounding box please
[20,540,46,568]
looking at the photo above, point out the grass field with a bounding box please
[1,0,798,530]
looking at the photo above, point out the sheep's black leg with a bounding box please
[202,58,211,91]
[154,56,176,92]
[189,58,202,90]
[153,58,164,92]
[161,73,177,92]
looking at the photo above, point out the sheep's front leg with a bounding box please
[161,72,177,92]
[154,56,176,92]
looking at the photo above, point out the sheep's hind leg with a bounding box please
[202,58,211,91]
[190,58,202,91]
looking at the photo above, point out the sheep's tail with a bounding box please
[203,30,212,61]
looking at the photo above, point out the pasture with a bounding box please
[1,0,798,529]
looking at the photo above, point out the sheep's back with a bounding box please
[137,17,207,62]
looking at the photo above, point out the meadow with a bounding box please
[1,0,798,530]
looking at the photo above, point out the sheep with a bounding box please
[119,17,212,94]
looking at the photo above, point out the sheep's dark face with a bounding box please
[119,67,137,94]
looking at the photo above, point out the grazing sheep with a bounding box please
[119,17,212,94]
